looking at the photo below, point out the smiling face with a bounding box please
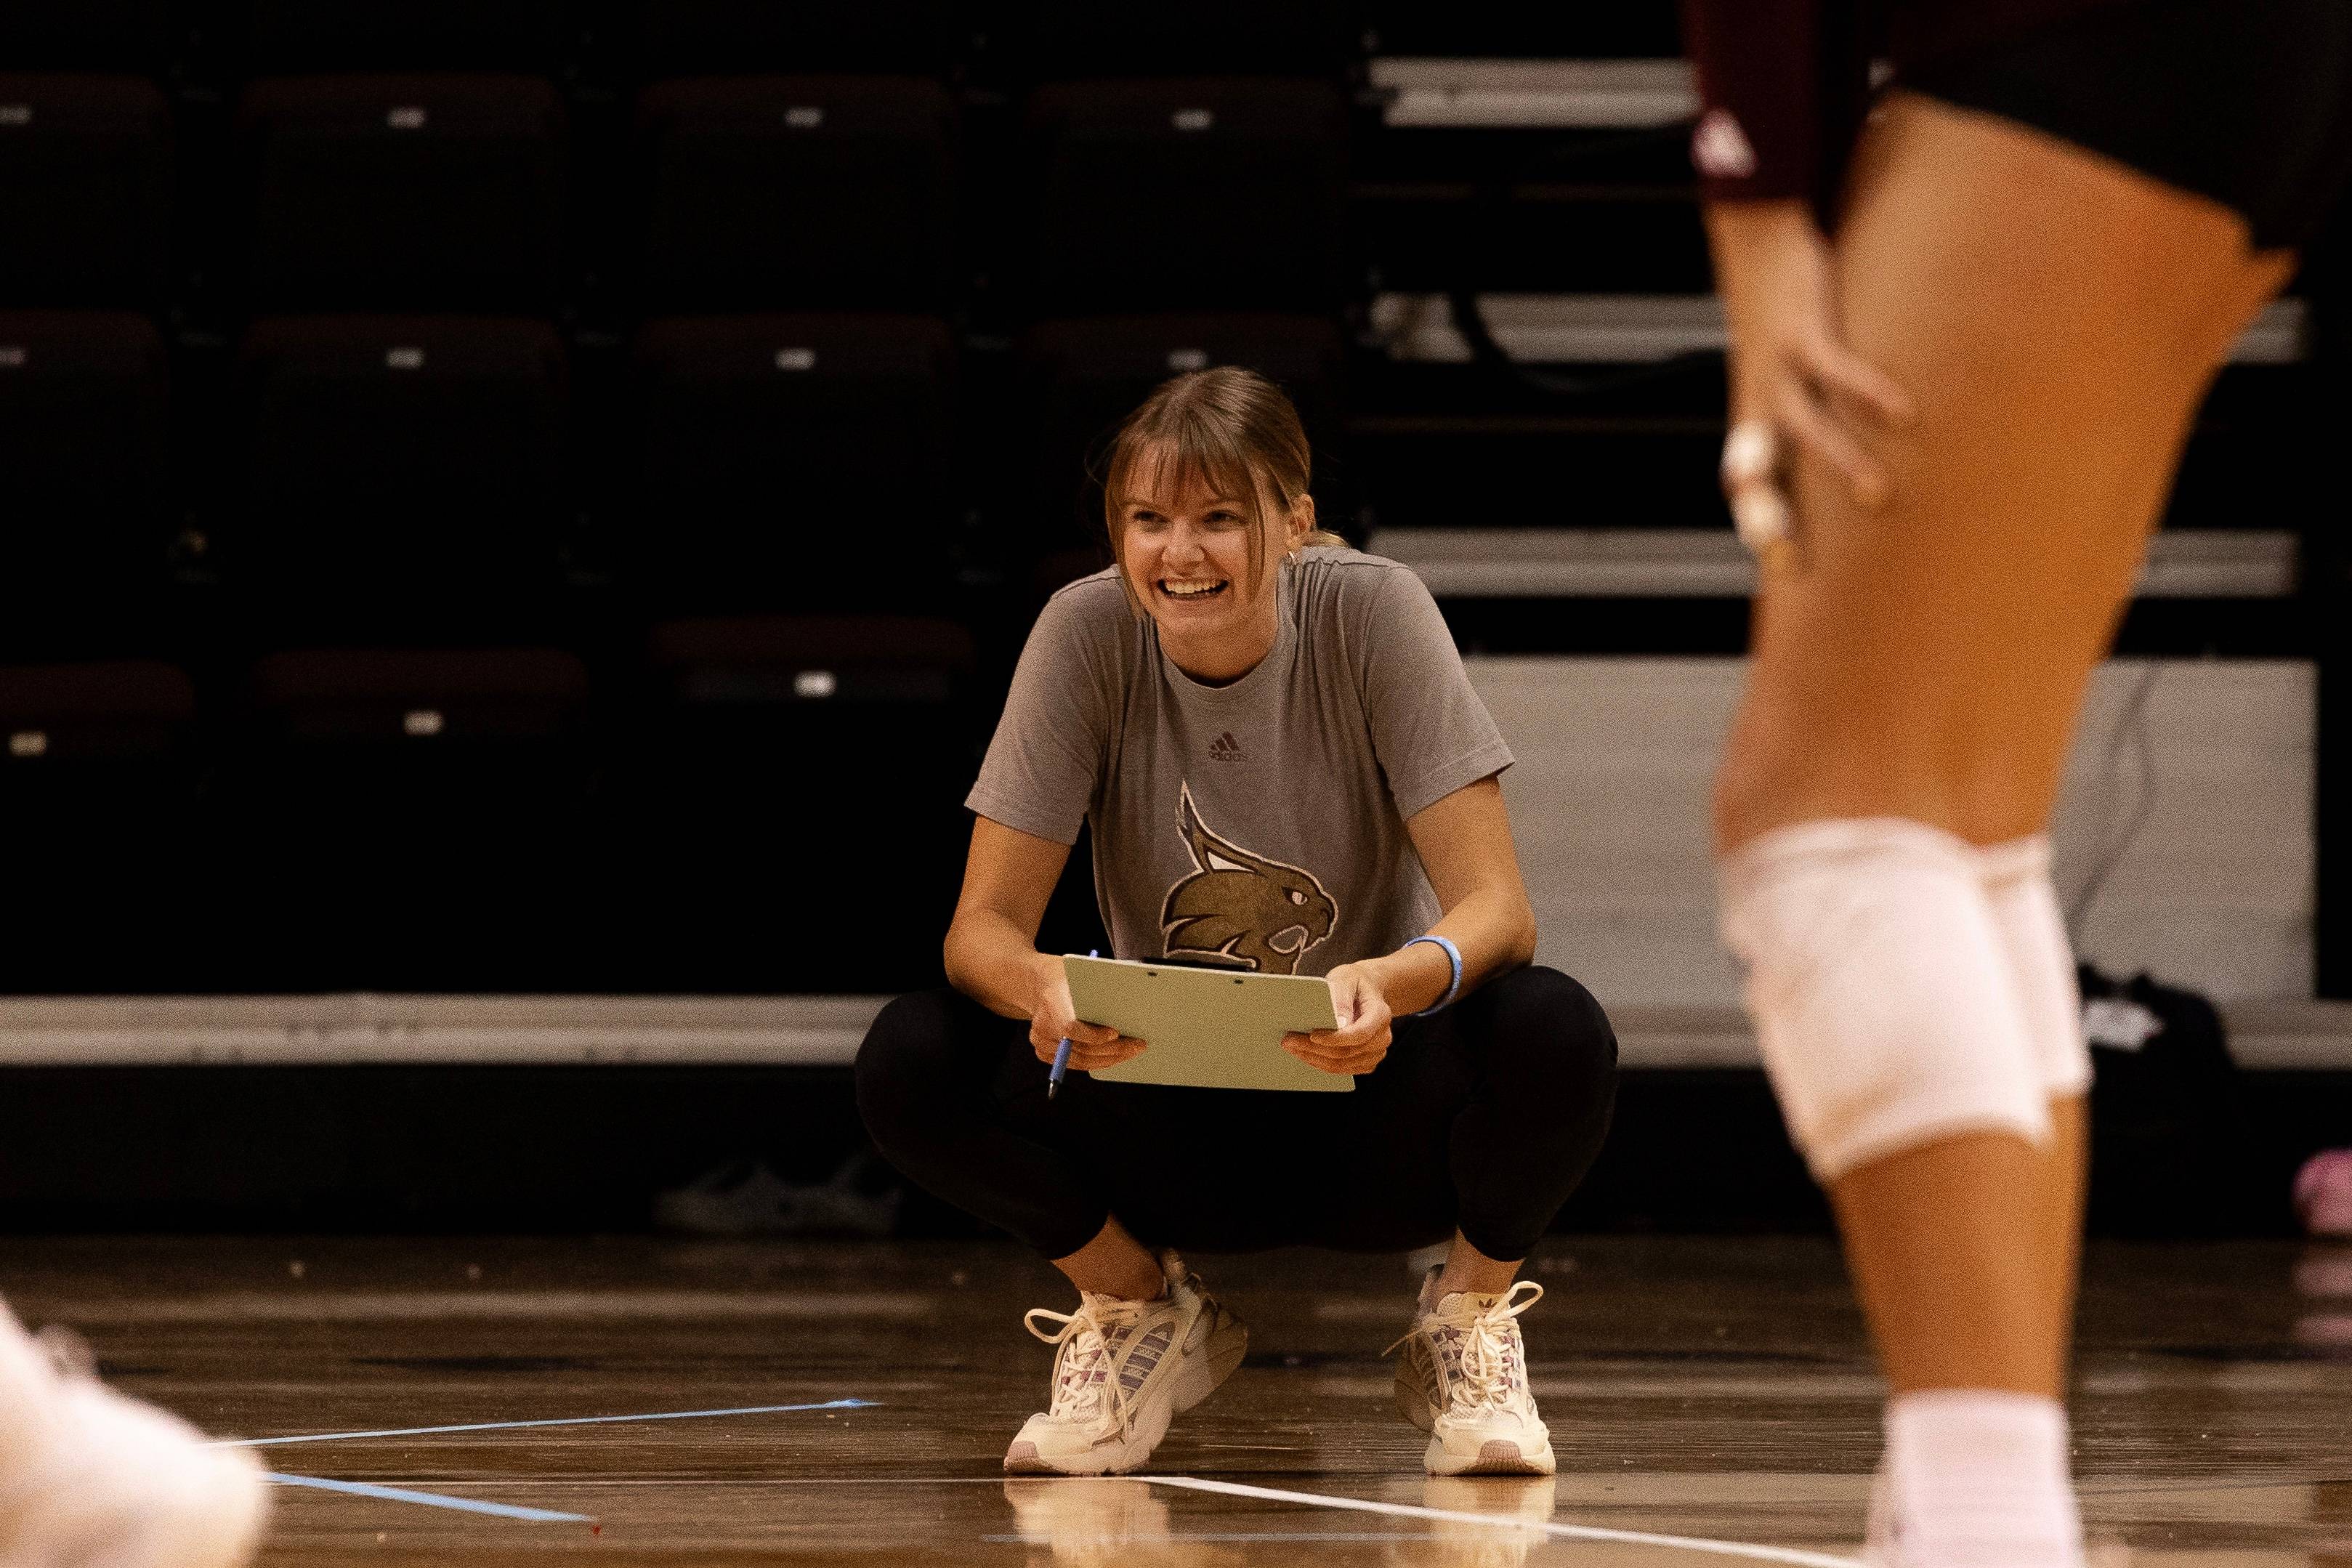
[1115,445,1308,683]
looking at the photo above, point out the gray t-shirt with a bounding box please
[967,547,1514,977]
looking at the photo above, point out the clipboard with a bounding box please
[1064,954,1350,1094]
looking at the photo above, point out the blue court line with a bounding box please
[264,1473,591,1524]
[219,1398,877,1450]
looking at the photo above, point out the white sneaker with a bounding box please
[1003,1250,1248,1476]
[0,1303,269,1568]
[1389,1272,1555,1476]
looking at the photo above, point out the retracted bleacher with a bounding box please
[0,0,2343,1094]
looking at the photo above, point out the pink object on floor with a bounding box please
[2294,1149,2352,1237]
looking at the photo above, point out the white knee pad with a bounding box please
[1719,818,2050,1181]
[1973,835,2094,1102]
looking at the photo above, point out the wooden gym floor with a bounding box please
[1,1234,2345,1566]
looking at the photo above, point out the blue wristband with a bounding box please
[1402,934,1462,1017]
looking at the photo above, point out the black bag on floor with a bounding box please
[2079,963,2250,1234]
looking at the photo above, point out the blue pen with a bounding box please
[1047,950,1100,1099]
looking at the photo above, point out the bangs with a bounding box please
[1110,406,1265,522]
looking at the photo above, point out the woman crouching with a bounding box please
[857,366,1618,1476]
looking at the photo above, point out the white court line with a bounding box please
[215,1399,877,1449]
[219,1391,1868,1566]
[1152,1476,1863,1568]
[993,1532,1430,1543]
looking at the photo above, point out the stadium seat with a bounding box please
[230,315,568,618]
[0,661,201,990]
[229,0,570,75]
[626,313,958,610]
[609,614,977,990]
[0,0,174,73]
[1022,78,1349,314]
[635,76,958,313]
[213,647,596,989]
[236,75,567,311]
[1005,0,1354,81]
[1014,313,1349,558]
[0,662,194,773]
[0,312,173,648]
[0,75,174,308]
[626,0,955,77]
[243,646,588,743]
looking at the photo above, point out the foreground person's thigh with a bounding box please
[1718,92,2297,852]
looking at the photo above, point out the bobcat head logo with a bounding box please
[1158,781,1338,976]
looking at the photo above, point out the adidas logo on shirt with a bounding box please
[1208,732,1244,762]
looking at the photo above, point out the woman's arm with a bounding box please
[1680,0,1912,550]
[1280,775,1537,1075]
[943,815,1144,1070]
[1378,775,1537,1013]
[1708,198,1912,545]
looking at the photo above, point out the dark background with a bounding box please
[1,0,2344,1236]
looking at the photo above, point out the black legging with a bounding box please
[856,965,1618,1262]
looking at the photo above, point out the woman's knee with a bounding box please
[1444,968,1617,1256]
[1478,966,1619,1102]
[854,988,973,1146]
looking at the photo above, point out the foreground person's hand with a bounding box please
[1706,198,1915,563]
[1283,962,1394,1076]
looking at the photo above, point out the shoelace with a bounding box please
[1385,1280,1543,1415]
[1024,1296,1152,1434]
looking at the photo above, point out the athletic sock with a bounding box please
[1883,1391,2083,1568]
[0,1298,59,1461]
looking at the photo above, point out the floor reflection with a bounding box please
[2292,1243,2352,1352]
[1002,1479,1246,1567]
[1387,1476,1561,1568]
[998,1475,1564,1567]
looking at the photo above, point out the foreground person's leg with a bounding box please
[1714,92,2293,1567]
[0,1300,269,1568]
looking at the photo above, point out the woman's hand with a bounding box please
[1027,952,1144,1070]
[1705,200,1915,560]
[1282,961,1394,1076]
